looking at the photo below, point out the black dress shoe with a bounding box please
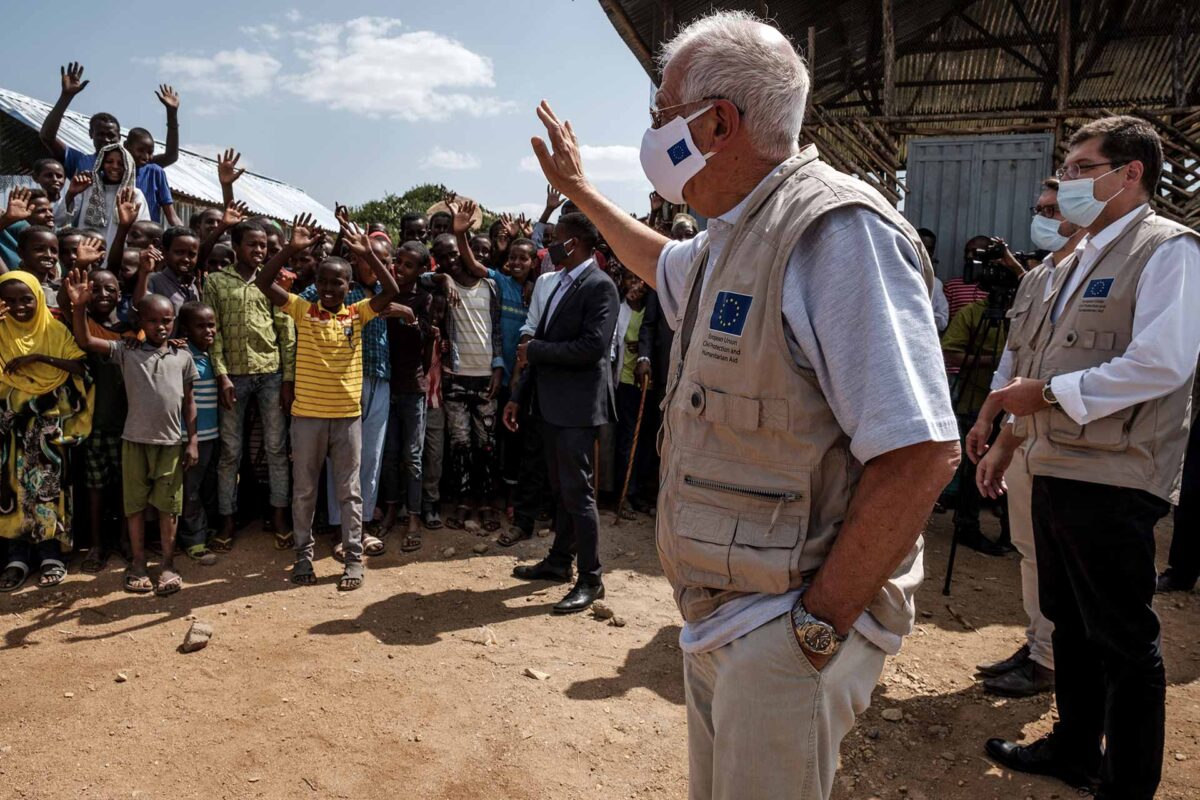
[984,735,1099,791]
[552,581,605,614]
[627,496,654,515]
[1156,571,1196,594]
[983,661,1054,698]
[513,559,573,583]
[956,526,1010,557]
[976,644,1030,677]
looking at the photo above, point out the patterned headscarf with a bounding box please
[83,142,137,231]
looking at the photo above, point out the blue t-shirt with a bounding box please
[63,148,174,223]
[189,344,219,442]
[0,220,29,270]
[487,268,527,381]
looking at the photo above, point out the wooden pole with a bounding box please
[1173,1,1187,109]
[1056,0,1072,150]
[806,26,817,117]
[882,0,896,118]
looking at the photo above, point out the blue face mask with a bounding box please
[1029,214,1069,251]
[1057,165,1125,227]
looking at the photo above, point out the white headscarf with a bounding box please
[83,142,136,231]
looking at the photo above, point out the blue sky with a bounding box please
[4,1,656,218]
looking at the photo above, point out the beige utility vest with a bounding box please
[656,147,935,638]
[1007,206,1199,503]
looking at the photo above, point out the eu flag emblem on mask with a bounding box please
[709,291,752,336]
[1084,278,1114,299]
[668,139,692,166]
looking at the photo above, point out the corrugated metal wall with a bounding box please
[904,133,1054,279]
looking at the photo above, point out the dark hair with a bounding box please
[132,220,163,235]
[209,242,235,262]
[56,226,84,244]
[557,212,599,250]
[90,112,120,131]
[126,127,154,144]
[190,208,222,231]
[31,158,62,175]
[400,211,426,227]
[230,220,267,245]
[1042,177,1060,191]
[431,233,457,250]
[916,227,936,246]
[136,293,174,316]
[251,216,283,236]
[163,226,199,251]
[18,225,56,249]
[509,237,537,254]
[178,301,212,327]
[317,256,353,280]
[429,211,453,225]
[397,240,431,269]
[26,188,49,203]
[90,269,118,284]
[470,233,490,247]
[1068,115,1162,195]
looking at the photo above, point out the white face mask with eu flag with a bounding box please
[640,105,715,205]
[1029,214,1069,252]
[1057,165,1126,227]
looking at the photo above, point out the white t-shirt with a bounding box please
[448,279,493,377]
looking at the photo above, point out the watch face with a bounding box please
[802,624,834,655]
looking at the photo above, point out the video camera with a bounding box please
[962,239,1034,311]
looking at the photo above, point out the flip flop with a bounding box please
[497,526,532,547]
[363,534,386,557]
[186,544,218,566]
[0,562,29,592]
[400,531,423,552]
[124,570,153,594]
[209,535,234,553]
[273,531,294,551]
[80,549,109,574]
[154,570,182,597]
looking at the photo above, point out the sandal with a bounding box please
[444,505,471,530]
[497,526,532,547]
[273,531,294,551]
[480,507,502,533]
[186,544,218,566]
[154,570,182,597]
[291,558,316,586]
[363,534,386,557]
[338,560,365,592]
[400,530,423,552]
[209,534,234,553]
[0,563,29,592]
[80,549,109,574]
[124,570,153,594]
[37,559,67,588]
[422,509,444,530]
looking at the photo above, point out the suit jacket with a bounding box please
[514,261,618,428]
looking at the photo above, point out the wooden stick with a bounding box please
[613,378,650,525]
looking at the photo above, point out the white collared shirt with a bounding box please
[990,253,1058,391]
[1045,204,1200,425]
[544,258,593,323]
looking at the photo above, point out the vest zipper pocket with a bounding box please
[683,476,800,529]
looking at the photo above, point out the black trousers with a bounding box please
[512,405,550,536]
[1164,422,1200,587]
[614,382,653,500]
[1032,475,1170,800]
[540,420,602,583]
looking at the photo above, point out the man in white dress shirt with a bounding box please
[984,116,1200,800]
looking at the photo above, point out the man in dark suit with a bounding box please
[502,213,619,614]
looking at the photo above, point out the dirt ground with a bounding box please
[1,507,1198,800]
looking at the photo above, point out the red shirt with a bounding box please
[942,278,988,323]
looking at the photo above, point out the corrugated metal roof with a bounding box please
[0,87,337,229]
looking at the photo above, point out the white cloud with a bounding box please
[182,144,254,169]
[241,24,283,41]
[284,8,303,23]
[421,147,481,171]
[521,144,648,185]
[145,49,281,101]
[280,17,514,121]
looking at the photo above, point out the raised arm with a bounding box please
[258,214,319,307]
[196,200,248,268]
[341,219,399,311]
[532,101,668,288]
[449,197,488,280]
[131,245,163,306]
[64,270,111,355]
[39,63,89,162]
[216,148,245,208]
[151,85,180,168]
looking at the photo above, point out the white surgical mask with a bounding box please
[1029,214,1069,251]
[1057,166,1125,227]
[639,105,714,205]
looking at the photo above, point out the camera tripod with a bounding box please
[942,297,1011,596]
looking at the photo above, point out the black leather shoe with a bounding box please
[983,661,1054,698]
[628,496,655,514]
[976,644,1030,677]
[956,526,1010,557]
[984,735,1099,791]
[1156,571,1196,594]
[513,559,573,583]
[552,581,605,614]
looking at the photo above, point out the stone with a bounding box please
[63,692,74,698]
[115,672,128,683]
[1175,752,1188,761]
[536,528,552,538]
[866,728,880,740]
[180,621,213,653]
[940,751,955,762]
[523,668,550,681]
[609,617,627,628]
[880,708,903,723]
[441,547,456,559]
[591,601,615,621]
[472,543,490,555]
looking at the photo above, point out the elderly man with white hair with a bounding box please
[531,11,960,799]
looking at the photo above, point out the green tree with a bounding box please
[349,183,496,239]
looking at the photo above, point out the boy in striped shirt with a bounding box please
[178,301,220,565]
[255,214,400,591]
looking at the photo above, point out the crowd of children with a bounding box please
[0,63,696,596]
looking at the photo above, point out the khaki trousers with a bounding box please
[1007,447,1055,670]
[684,614,886,800]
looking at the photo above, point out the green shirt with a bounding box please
[619,307,645,386]
[204,265,295,378]
[940,299,1005,415]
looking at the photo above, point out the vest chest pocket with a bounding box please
[1005,292,1037,350]
[1046,406,1132,452]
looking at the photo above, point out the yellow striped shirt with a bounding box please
[284,294,377,418]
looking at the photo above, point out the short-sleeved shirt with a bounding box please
[619,307,645,385]
[487,268,528,381]
[146,268,201,321]
[106,340,198,445]
[447,279,493,378]
[87,317,134,433]
[300,282,389,380]
[135,164,174,224]
[189,344,219,441]
[284,294,378,418]
[62,147,96,179]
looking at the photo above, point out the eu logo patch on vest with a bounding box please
[668,139,692,166]
[1084,278,1114,299]
[709,291,752,336]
